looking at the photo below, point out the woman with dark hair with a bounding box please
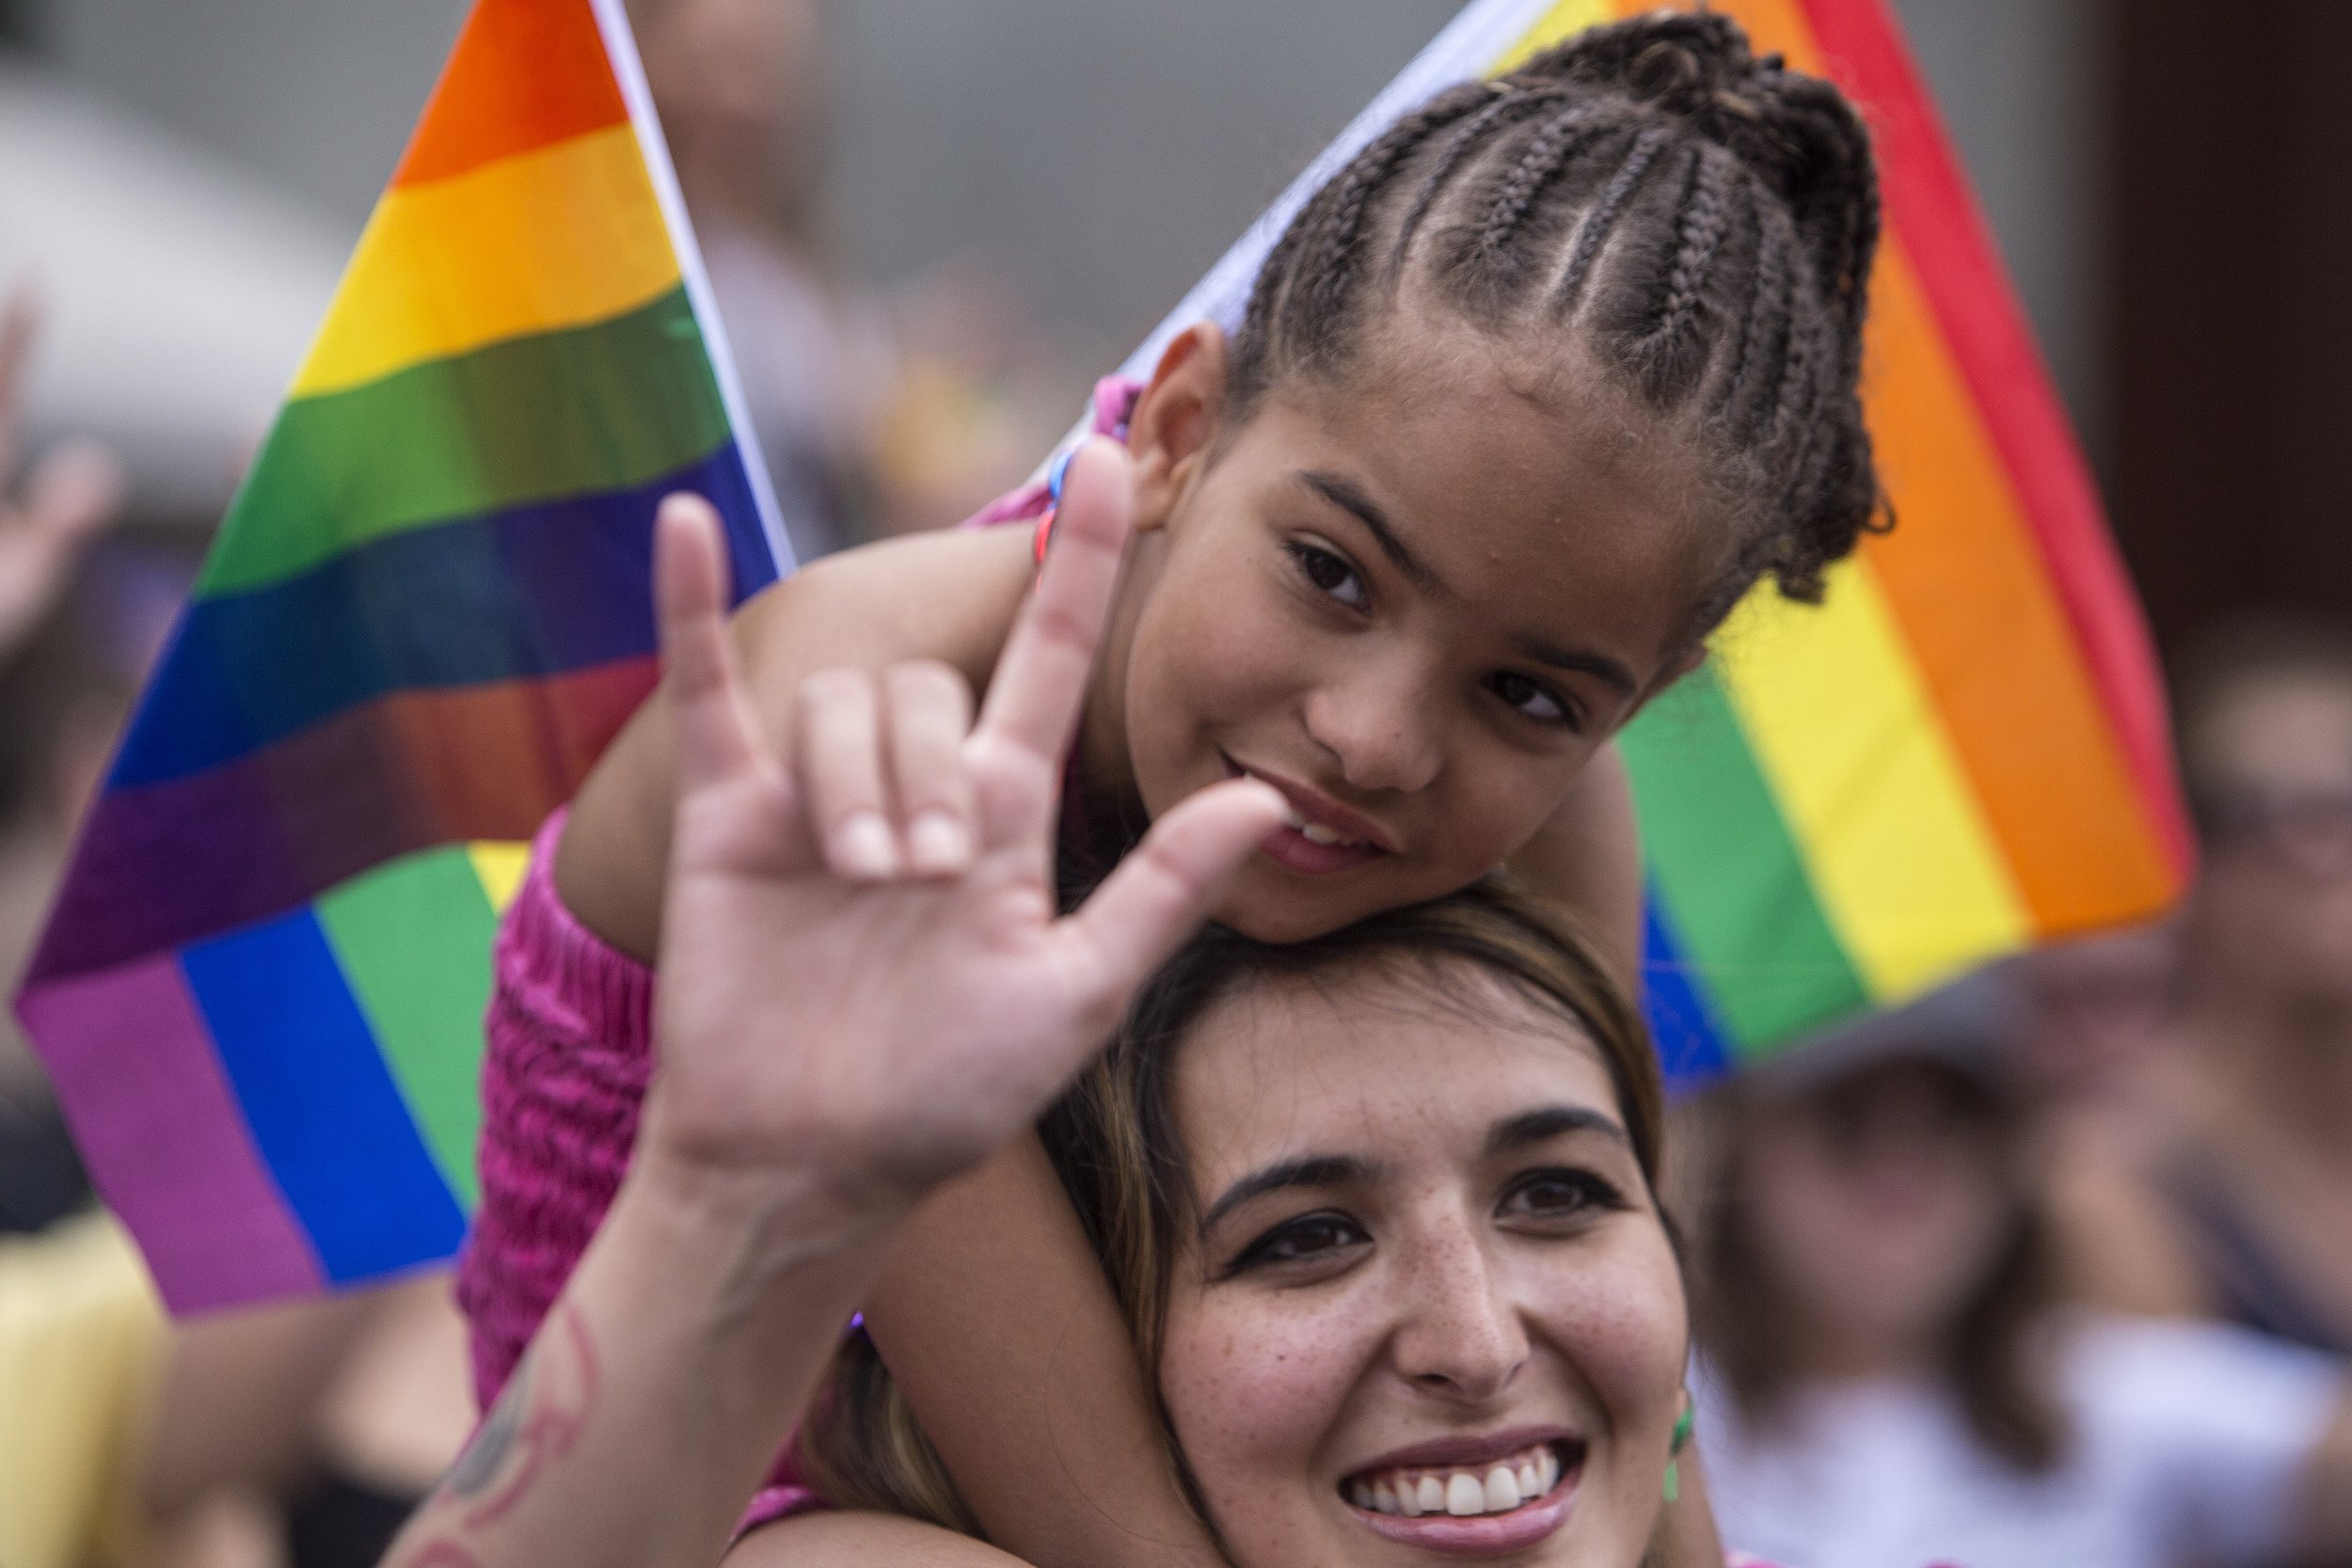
[1685,975,2352,1568]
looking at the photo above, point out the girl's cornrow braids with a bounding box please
[1658,144,1735,341]
[1478,103,1612,254]
[1228,9,1883,626]
[1389,85,1560,275]
[1549,124,1672,314]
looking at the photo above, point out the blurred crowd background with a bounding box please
[2,2,2348,1566]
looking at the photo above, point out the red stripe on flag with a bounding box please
[1796,0,2194,882]
[393,0,631,189]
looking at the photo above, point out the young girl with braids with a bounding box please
[459,13,1883,1565]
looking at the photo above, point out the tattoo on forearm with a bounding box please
[437,1302,604,1529]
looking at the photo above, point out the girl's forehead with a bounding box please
[1172,967,1622,1175]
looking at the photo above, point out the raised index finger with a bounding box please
[971,437,1134,772]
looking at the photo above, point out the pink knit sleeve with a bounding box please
[454,810,821,1520]
[455,807,656,1411]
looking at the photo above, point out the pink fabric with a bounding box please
[959,376,1142,531]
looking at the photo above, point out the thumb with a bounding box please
[1054,779,1284,1026]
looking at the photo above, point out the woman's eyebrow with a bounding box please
[1486,1105,1629,1157]
[1201,1153,1378,1233]
[1296,470,1445,594]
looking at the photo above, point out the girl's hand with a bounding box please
[641,441,1283,1222]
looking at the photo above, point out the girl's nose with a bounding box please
[1389,1230,1530,1404]
[1303,662,1445,796]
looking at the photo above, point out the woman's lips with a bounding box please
[1341,1439,1583,1559]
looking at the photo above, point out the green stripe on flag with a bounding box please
[1620,663,1868,1053]
[200,286,728,595]
[315,845,501,1208]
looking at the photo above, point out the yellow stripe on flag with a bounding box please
[1710,558,2030,1000]
[467,841,531,917]
[1491,0,1616,73]
[293,125,679,398]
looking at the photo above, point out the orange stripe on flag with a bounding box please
[1858,241,2175,931]
[393,0,630,189]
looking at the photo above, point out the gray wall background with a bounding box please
[11,0,2111,440]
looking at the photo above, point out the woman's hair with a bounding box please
[795,879,1669,1531]
[1230,10,1883,644]
[1688,1068,2070,1473]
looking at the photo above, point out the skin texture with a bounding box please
[1161,966,1688,1568]
[545,312,1713,1568]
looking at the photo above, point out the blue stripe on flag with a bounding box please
[181,908,466,1283]
[1642,893,1730,1092]
[112,441,771,789]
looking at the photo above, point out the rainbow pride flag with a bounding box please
[15,0,785,1311]
[1098,0,2191,1085]
[18,0,2185,1312]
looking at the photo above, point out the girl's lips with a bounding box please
[1219,754,1396,876]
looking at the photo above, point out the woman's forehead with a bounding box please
[1172,965,1621,1176]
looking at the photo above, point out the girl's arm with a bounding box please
[862,1141,1221,1568]
[386,469,1279,1568]
[1505,743,1646,991]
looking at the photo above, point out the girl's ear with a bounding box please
[1126,322,1230,535]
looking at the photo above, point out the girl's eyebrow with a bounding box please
[1201,1153,1379,1233]
[1299,470,1638,694]
[1296,470,1444,593]
[1486,1105,1629,1156]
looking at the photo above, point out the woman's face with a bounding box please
[1740,1063,2013,1368]
[1102,321,1707,944]
[1157,964,1687,1567]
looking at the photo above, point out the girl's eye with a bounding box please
[1500,1169,1625,1223]
[1230,1211,1370,1273]
[1489,671,1579,730]
[1287,542,1369,610]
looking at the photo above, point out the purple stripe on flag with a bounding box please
[18,955,323,1312]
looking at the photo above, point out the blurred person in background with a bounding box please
[1683,974,2352,1568]
[634,0,1084,554]
[2058,622,2352,1355]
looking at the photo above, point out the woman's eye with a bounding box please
[1288,543,1368,610]
[1232,1211,1369,1272]
[1489,671,1578,729]
[1501,1169,1624,1222]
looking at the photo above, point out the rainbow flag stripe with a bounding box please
[16,0,785,1311]
[1108,0,2190,1086]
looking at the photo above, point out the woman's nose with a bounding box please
[1302,662,1445,795]
[1390,1234,1530,1403]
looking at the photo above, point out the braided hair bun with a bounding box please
[1230,9,1886,631]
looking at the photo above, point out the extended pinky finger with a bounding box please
[654,494,760,794]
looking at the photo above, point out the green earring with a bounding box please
[1663,1398,1695,1504]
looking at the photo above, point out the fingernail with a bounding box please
[834,813,898,879]
[906,812,971,873]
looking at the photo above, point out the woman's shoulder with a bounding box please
[737,524,1038,698]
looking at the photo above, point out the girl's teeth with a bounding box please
[1373,1480,1399,1515]
[1483,1465,1521,1512]
[1517,1459,1541,1497]
[1297,821,1354,847]
[1445,1474,1484,1516]
[1415,1476,1445,1515]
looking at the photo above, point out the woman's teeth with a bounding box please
[1346,1443,1562,1517]
[1296,820,1360,847]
